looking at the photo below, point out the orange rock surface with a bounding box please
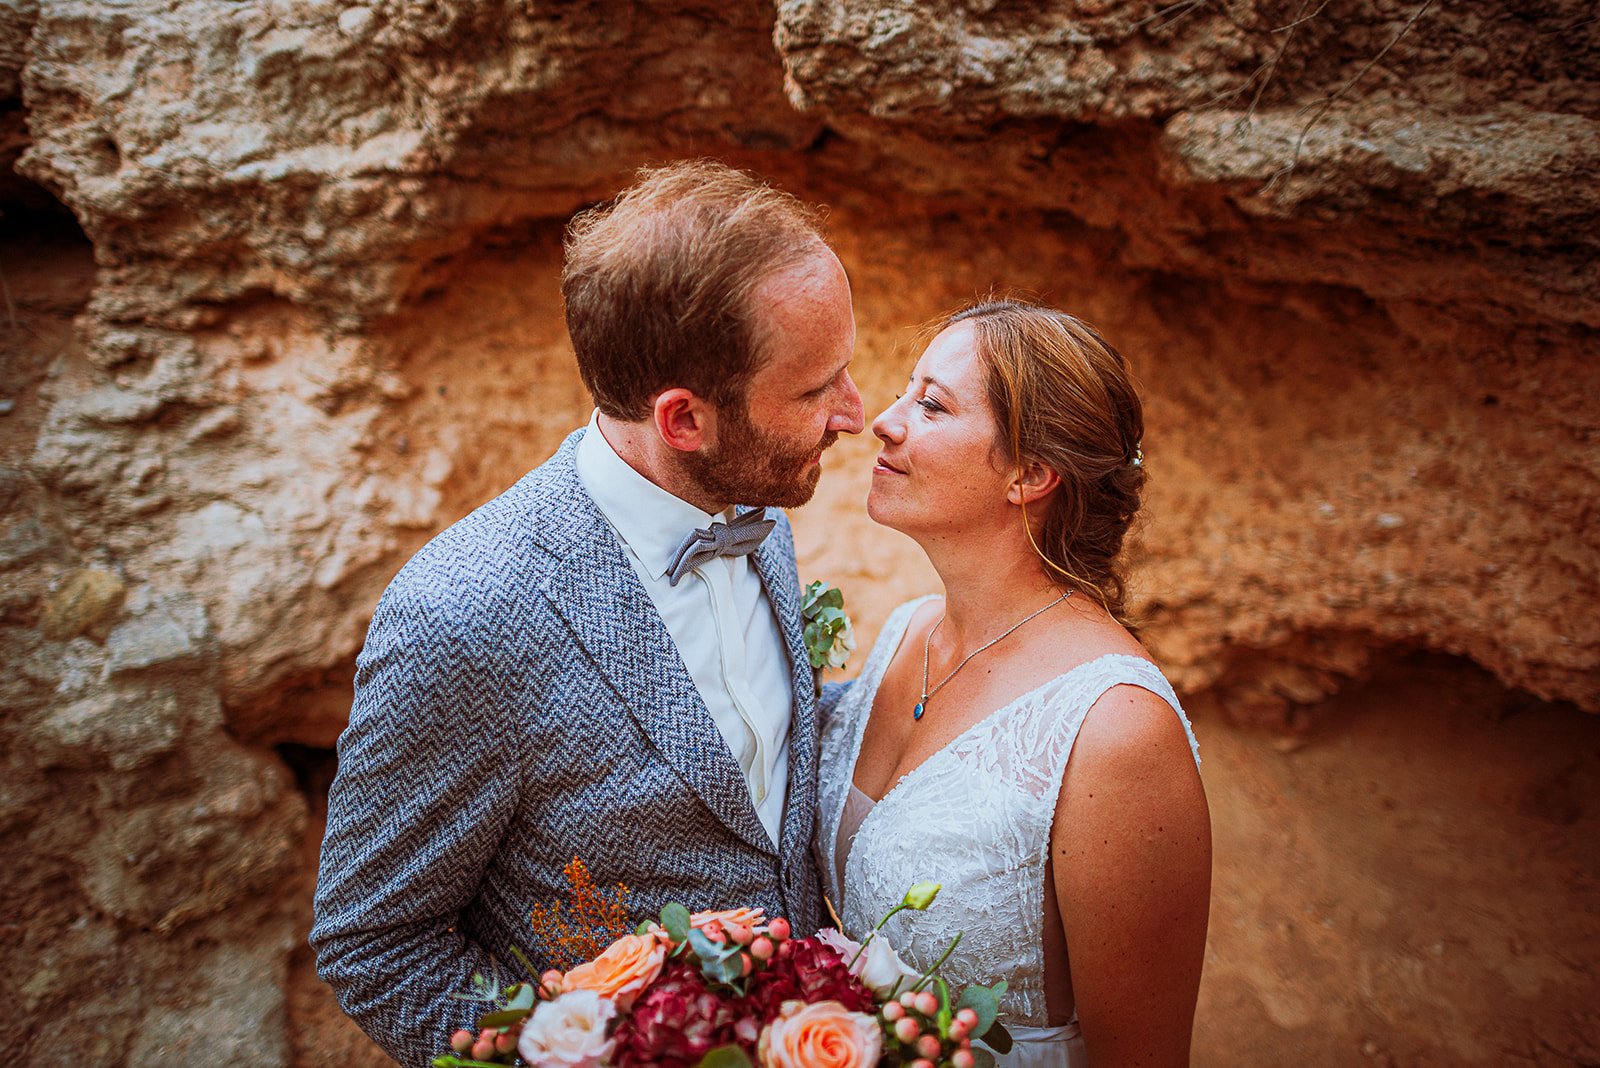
[2,1,1596,1064]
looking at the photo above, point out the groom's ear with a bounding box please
[1006,459,1060,507]
[653,388,713,453]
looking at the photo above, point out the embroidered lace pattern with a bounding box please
[816,597,1201,1027]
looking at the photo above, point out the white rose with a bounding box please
[813,927,865,976]
[824,617,856,670]
[857,934,919,998]
[517,989,617,1068]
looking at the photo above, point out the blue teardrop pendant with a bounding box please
[913,702,925,721]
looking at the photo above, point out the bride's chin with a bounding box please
[865,487,910,531]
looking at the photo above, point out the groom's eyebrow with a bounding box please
[810,358,851,393]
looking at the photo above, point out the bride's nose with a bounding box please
[871,397,906,444]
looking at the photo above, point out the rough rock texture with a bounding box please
[3,0,1597,1064]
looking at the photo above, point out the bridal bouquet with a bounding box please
[434,863,1011,1068]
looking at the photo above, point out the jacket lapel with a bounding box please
[748,525,818,868]
[537,444,774,857]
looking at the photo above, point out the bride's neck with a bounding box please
[924,538,1062,650]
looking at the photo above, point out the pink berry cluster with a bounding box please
[446,968,567,1064]
[879,988,984,1068]
[447,1024,519,1063]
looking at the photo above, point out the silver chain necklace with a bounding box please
[915,591,1071,720]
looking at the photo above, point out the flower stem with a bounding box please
[848,899,912,970]
[847,931,875,970]
[910,932,963,992]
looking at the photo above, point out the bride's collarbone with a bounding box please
[853,607,1143,801]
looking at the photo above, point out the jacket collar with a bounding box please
[532,430,805,857]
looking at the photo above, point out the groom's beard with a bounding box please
[687,405,838,509]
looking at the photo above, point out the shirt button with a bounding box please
[756,787,766,803]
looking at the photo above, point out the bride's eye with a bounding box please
[916,397,943,414]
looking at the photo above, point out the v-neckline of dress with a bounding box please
[840,596,1138,843]
[847,651,1129,808]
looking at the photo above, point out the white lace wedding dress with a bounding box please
[817,597,1201,1067]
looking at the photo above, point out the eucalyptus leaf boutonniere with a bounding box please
[801,580,856,694]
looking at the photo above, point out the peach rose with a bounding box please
[691,906,768,932]
[561,933,666,1011]
[758,999,882,1068]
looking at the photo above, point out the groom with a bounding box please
[310,160,863,1066]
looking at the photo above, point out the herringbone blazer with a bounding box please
[311,429,824,1067]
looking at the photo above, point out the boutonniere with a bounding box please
[801,580,856,694]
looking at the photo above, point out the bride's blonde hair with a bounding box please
[946,299,1146,625]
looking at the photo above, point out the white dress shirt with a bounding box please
[575,413,793,845]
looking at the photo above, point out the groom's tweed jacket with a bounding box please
[311,430,824,1067]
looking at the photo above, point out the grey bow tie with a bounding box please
[666,508,776,586]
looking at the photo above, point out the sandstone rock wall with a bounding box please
[3,0,1596,1064]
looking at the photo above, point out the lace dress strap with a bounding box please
[1034,653,1202,803]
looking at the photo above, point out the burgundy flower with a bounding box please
[613,961,757,1067]
[747,937,876,1019]
[613,939,875,1067]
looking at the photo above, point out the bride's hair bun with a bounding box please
[947,298,1146,624]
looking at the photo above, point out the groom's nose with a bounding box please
[829,371,866,436]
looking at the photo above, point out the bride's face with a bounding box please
[867,321,1015,535]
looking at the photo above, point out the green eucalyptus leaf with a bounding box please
[686,926,717,958]
[476,1006,531,1029]
[714,951,747,984]
[698,1044,755,1068]
[506,983,537,1012]
[687,926,738,965]
[701,955,726,984]
[661,902,691,943]
[955,986,999,1037]
[983,1020,1013,1055]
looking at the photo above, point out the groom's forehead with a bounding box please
[746,267,853,372]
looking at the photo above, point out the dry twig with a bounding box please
[527,856,633,972]
[1261,0,1439,194]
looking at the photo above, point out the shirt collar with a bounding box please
[575,410,734,582]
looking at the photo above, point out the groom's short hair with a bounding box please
[562,159,829,421]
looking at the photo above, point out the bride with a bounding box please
[817,299,1212,1067]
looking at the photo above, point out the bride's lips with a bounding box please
[874,455,906,475]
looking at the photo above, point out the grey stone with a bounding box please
[126,938,291,1068]
[33,691,184,771]
[0,516,55,568]
[106,601,206,673]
